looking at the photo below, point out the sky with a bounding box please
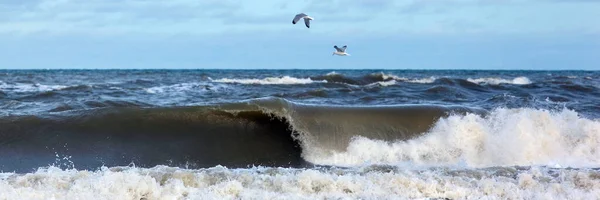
[0,0,599,70]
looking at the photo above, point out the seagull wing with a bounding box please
[292,13,307,24]
[334,45,347,52]
[334,45,343,52]
[340,45,347,52]
[303,17,311,28]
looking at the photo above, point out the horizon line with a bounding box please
[0,68,597,71]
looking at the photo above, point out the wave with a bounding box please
[312,72,436,85]
[315,72,533,86]
[1,98,598,173]
[0,98,480,172]
[366,80,397,87]
[145,83,207,94]
[1,165,597,199]
[403,76,437,84]
[0,106,305,172]
[211,76,324,85]
[372,73,437,84]
[310,108,600,168]
[144,82,226,94]
[212,73,533,87]
[467,77,532,85]
[0,81,70,93]
[208,73,436,87]
[316,72,535,86]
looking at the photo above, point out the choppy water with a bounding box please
[0,69,599,199]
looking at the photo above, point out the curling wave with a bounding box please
[0,98,480,172]
[1,98,598,172]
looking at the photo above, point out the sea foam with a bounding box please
[0,165,598,200]
[212,76,325,85]
[304,108,600,168]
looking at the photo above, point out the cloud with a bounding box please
[0,0,598,37]
[1,0,245,34]
[19,0,241,22]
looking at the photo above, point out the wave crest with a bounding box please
[309,108,600,168]
[0,81,70,93]
[467,77,532,85]
[212,76,324,85]
[2,97,598,171]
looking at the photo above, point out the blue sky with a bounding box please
[0,0,598,69]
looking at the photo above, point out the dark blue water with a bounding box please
[0,69,598,117]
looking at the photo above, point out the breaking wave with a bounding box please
[0,97,479,172]
[311,72,436,85]
[209,73,533,87]
[0,81,70,93]
[310,108,600,168]
[467,77,532,85]
[211,76,324,85]
[1,97,598,172]
[144,83,227,94]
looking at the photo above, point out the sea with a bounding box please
[0,69,599,199]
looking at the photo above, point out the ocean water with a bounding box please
[0,69,599,199]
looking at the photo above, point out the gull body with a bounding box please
[332,45,350,56]
[292,13,313,28]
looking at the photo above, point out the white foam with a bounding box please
[376,73,437,84]
[405,76,436,84]
[305,108,600,168]
[467,77,532,85]
[325,71,340,76]
[0,81,69,92]
[145,82,227,94]
[0,165,597,199]
[367,80,397,87]
[375,72,399,81]
[212,76,325,85]
[145,82,218,94]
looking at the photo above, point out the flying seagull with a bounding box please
[332,45,350,56]
[292,13,313,28]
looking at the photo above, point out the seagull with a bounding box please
[332,45,350,56]
[292,13,313,28]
